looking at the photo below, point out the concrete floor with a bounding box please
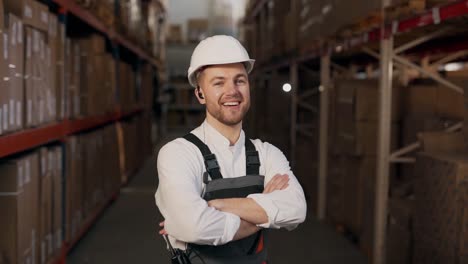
[67,138,368,264]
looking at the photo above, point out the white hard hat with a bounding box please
[187,35,255,87]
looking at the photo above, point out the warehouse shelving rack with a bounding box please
[245,0,468,263]
[0,0,166,263]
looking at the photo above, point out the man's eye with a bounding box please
[235,79,246,85]
[214,82,223,86]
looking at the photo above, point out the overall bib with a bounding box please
[183,133,267,264]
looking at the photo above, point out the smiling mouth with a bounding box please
[222,102,240,106]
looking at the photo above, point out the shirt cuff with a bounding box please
[247,193,279,229]
[220,212,241,245]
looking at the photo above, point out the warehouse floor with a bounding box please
[67,136,368,264]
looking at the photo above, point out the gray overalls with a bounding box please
[183,133,267,264]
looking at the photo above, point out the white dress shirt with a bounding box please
[155,120,307,249]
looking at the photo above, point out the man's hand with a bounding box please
[158,221,167,235]
[264,174,289,194]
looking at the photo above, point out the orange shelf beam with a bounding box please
[0,108,143,159]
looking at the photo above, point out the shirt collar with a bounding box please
[203,120,245,152]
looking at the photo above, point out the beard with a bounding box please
[206,95,250,126]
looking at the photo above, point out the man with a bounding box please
[155,35,307,264]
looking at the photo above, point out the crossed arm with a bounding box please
[159,174,290,241]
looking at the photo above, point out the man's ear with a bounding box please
[194,87,206,104]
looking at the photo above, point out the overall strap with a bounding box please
[245,139,260,175]
[183,133,223,180]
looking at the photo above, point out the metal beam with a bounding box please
[318,55,330,220]
[299,64,320,78]
[389,157,416,163]
[331,62,347,73]
[393,54,464,94]
[394,28,448,54]
[298,101,318,113]
[374,36,393,264]
[431,50,468,68]
[389,121,462,159]
[390,142,421,160]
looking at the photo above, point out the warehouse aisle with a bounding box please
[67,136,367,264]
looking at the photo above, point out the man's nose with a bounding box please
[224,80,239,95]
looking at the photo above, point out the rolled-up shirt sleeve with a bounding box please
[248,142,307,230]
[155,140,241,246]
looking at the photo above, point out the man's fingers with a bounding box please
[159,229,167,235]
[264,174,289,193]
[159,221,165,227]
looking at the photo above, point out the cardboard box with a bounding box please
[335,121,400,156]
[386,196,413,264]
[187,19,209,43]
[7,14,25,132]
[3,0,34,28]
[52,19,66,120]
[3,0,47,32]
[167,24,183,43]
[0,157,31,264]
[65,137,84,242]
[404,82,464,119]
[26,152,40,264]
[413,152,468,264]
[24,27,32,127]
[52,146,63,255]
[402,116,459,146]
[0,32,11,134]
[34,1,49,33]
[418,131,467,153]
[335,78,401,121]
[39,147,52,264]
[342,156,376,235]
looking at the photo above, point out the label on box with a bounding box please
[57,149,62,170]
[17,163,23,188]
[11,22,16,46]
[41,242,45,264]
[9,100,14,127]
[18,163,24,186]
[16,101,21,127]
[40,39,44,60]
[3,34,8,60]
[33,31,39,53]
[18,23,22,44]
[41,11,48,25]
[60,25,65,42]
[39,99,44,123]
[25,159,31,184]
[27,100,32,124]
[41,155,46,176]
[74,96,79,116]
[27,35,31,58]
[24,5,33,18]
[3,104,8,131]
[48,151,54,171]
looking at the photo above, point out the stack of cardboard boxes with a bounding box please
[0,146,63,264]
[326,78,402,260]
[64,124,123,246]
